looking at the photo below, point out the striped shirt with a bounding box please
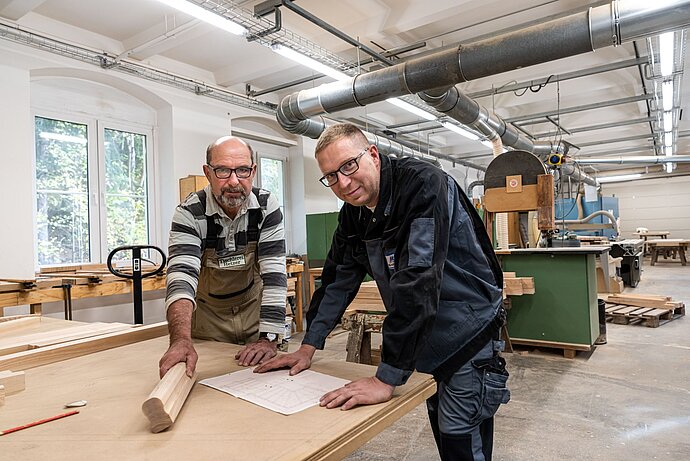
[165,185,287,335]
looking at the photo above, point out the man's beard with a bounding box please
[215,186,247,209]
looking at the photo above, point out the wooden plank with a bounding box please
[520,278,535,294]
[608,294,671,302]
[606,296,681,309]
[504,278,523,295]
[0,370,26,395]
[142,362,198,433]
[502,272,516,278]
[484,184,539,212]
[29,323,133,348]
[509,338,592,352]
[0,317,42,333]
[537,174,555,230]
[0,384,4,406]
[0,322,168,372]
[0,277,166,309]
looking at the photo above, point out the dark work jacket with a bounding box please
[303,154,503,386]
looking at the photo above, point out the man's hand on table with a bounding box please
[320,376,395,410]
[235,338,278,366]
[253,344,315,375]
[159,339,198,378]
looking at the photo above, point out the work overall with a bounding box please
[191,214,262,344]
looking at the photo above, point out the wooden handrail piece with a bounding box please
[142,362,198,433]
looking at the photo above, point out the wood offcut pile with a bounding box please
[605,293,686,328]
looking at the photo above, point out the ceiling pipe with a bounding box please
[276,112,485,170]
[276,0,690,183]
[574,155,690,164]
[276,1,690,124]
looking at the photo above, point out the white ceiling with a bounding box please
[1,0,688,177]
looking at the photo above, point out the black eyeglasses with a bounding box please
[319,148,369,187]
[207,164,254,179]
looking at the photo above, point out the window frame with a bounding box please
[254,147,290,252]
[32,109,158,267]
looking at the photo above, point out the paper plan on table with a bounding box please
[199,368,350,415]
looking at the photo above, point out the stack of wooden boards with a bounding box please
[0,263,166,315]
[0,316,168,372]
[605,293,686,327]
[503,272,535,297]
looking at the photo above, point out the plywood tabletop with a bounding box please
[0,336,435,460]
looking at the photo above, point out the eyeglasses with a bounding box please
[207,164,254,179]
[319,148,369,187]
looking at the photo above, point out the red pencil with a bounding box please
[1,410,80,436]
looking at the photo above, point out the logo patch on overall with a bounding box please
[218,254,246,268]
[385,251,396,270]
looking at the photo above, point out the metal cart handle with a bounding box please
[106,245,167,324]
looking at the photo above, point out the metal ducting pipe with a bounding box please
[468,180,484,197]
[276,0,690,125]
[277,113,485,170]
[574,155,690,164]
[559,162,599,187]
[562,210,620,236]
[418,86,566,155]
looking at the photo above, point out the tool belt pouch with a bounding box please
[470,355,511,424]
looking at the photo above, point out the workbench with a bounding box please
[647,239,689,266]
[0,332,435,460]
[497,246,609,357]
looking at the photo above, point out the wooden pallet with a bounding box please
[605,302,685,327]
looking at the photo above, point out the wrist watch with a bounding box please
[259,332,278,342]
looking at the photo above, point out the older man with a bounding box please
[256,124,509,461]
[160,136,287,378]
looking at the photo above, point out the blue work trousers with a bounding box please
[427,340,510,461]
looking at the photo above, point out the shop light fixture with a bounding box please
[662,81,674,111]
[660,31,675,77]
[157,0,246,36]
[271,44,350,81]
[385,98,436,120]
[597,173,642,183]
[441,122,480,140]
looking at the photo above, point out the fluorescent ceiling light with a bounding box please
[157,0,246,35]
[663,111,673,132]
[441,122,480,140]
[597,173,642,183]
[386,98,436,120]
[664,145,673,156]
[662,80,674,111]
[664,132,673,148]
[666,162,674,173]
[271,44,349,81]
[39,132,87,144]
[660,31,675,77]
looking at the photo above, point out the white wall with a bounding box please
[0,64,35,279]
[602,176,690,239]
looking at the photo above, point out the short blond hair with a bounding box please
[315,124,369,156]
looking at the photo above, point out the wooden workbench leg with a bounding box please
[651,247,658,266]
[680,247,687,266]
[346,316,372,364]
[30,303,42,315]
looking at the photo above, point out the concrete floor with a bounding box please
[292,257,690,460]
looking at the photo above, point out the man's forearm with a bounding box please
[166,299,194,344]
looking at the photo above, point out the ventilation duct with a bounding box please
[574,155,690,164]
[276,0,690,183]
